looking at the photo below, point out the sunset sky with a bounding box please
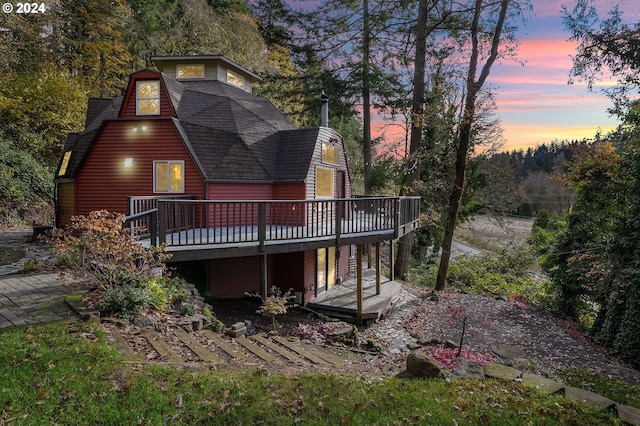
[290,1,637,153]
[490,0,638,152]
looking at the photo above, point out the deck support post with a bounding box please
[375,241,381,295]
[260,254,268,299]
[389,239,395,281]
[357,244,363,326]
[367,243,372,269]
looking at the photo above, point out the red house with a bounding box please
[55,55,419,309]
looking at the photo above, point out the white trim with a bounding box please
[136,80,160,116]
[315,166,335,199]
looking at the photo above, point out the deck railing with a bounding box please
[128,196,420,250]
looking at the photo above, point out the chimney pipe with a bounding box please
[321,90,329,127]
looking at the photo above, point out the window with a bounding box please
[321,143,339,165]
[58,151,71,176]
[316,167,334,198]
[136,81,160,115]
[177,64,204,79]
[154,161,184,193]
[226,69,245,88]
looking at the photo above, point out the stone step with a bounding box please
[173,327,224,365]
[141,327,183,363]
[564,386,615,410]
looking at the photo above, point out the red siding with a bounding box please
[273,183,305,200]
[120,71,175,118]
[208,256,261,297]
[208,183,273,200]
[75,120,205,218]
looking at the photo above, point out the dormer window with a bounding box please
[177,64,205,79]
[226,69,245,89]
[136,80,160,115]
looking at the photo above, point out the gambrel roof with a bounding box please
[57,69,340,183]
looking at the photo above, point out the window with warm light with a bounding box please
[321,143,339,165]
[136,81,160,115]
[58,151,71,176]
[226,70,245,89]
[154,161,184,193]
[316,167,334,198]
[177,64,205,79]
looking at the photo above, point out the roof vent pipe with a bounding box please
[321,90,329,127]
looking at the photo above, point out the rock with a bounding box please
[616,404,640,425]
[327,324,359,346]
[564,386,615,410]
[484,363,522,381]
[455,358,485,379]
[521,374,564,394]
[406,350,442,378]
[491,344,527,360]
[133,315,155,327]
[178,320,194,332]
[244,320,256,335]
[191,317,203,331]
[225,322,246,337]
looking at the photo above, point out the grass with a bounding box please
[557,368,640,409]
[0,322,629,425]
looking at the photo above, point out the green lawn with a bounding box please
[0,322,629,425]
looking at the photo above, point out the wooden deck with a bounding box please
[307,269,401,324]
[127,196,420,261]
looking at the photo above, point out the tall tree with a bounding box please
[294,1,410,195]
[562,0,640,117]
[435,0,518,290]
[394,0,429,277]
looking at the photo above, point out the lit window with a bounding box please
[226,70,245,88]
[136,81,160,115]
[316,167,334,198]
[321,143,339,165]
[58,151,71,176]
[154,161,184,193]
[177,64,205,79]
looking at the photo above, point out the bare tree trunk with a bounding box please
[362,0,373,195]
[435,0,511,290]
[394,0,429,279]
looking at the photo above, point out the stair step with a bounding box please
[202,330,254,363]
[272,336,329,365]
[173,327,224,365]
[108,328,143,362]
[141,327,183,363]
[236,336,281,364]
[252,334,304,363]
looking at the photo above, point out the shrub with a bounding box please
[138,276,169,311]
[249,286,293,330]
[409,244,554,307]
[48,210,171,289]
[101,285,151,314]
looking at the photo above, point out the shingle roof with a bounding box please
[57,72,330,183]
